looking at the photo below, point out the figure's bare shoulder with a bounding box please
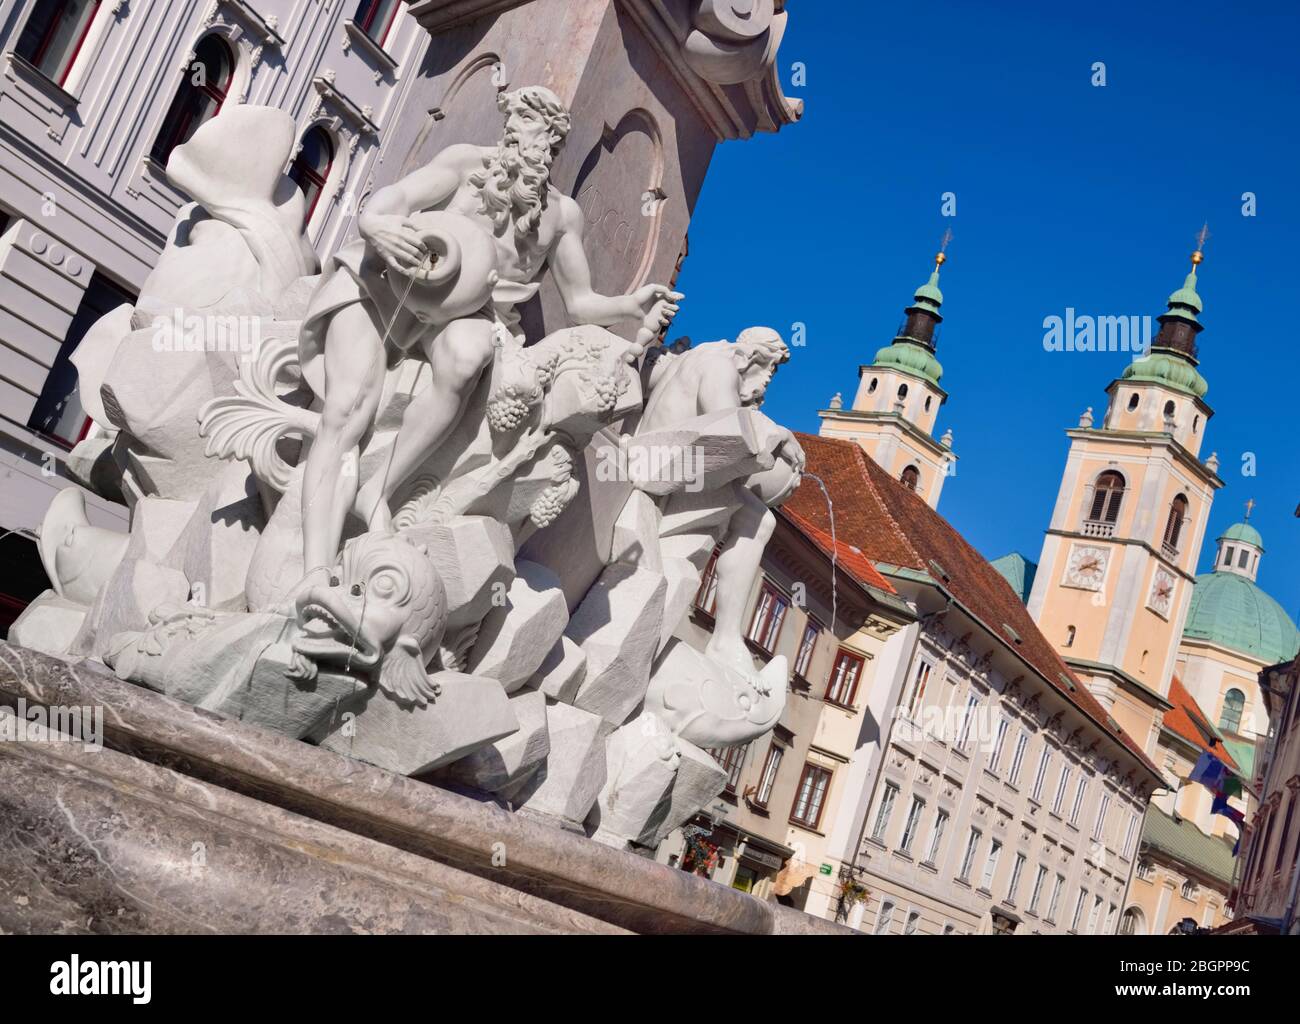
[554,193,586,231]
[690,344,739,375]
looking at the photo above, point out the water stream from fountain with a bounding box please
[799,472,838,636]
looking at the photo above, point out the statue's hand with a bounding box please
[361,214,429,275]
[632,284,684,335]
[781,431,807,475]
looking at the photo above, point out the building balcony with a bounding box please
[1081,520,1115,538]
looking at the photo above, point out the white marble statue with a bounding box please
[636,327,804,675]
[293,85,683,589]
[9,94,804,854]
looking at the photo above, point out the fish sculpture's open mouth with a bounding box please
[291,598,380,670]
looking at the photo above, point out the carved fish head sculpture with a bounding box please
[644,639,788,749]
[291,533,447,706]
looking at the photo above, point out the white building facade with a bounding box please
[0,0,428,627]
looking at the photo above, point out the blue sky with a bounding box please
[671,0,1300,618]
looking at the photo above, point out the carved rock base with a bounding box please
[0,642,845,935]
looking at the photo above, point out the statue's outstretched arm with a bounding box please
[550,199,683,331]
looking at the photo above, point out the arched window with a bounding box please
[15,0,101,87]
[151,34,234,165]
[1127,392,1140,412]
[1164,400,1176,417]
[1119,907,1143,935]
[867,377,878,394]
[1219,689,1245,734]
[1163,494,1188,552]
[1065,625,1076,648]
[289,126,336,225]
[924,395,933,412]
[897,383,909,399]
[875,900,896,935]
[900,465,920,492]
[1087,471,1125,524]
[354,0,402,45]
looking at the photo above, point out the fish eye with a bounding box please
[329,576,340,588]
[372,572,398,599]
[350,583,363,597]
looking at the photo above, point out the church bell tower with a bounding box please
[817,243,958,509]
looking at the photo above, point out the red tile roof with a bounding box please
[1164,675,1240,773]
[781,507,896,594]
[786,432,1162,781]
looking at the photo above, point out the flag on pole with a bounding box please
[1188,749,1228,793]
[1211,793,1245,855]
[1188,748,1247,855]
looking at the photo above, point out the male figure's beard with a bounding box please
[470,131,554,242]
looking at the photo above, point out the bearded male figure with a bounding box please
[640,328,805,675]
[295,85,682,584]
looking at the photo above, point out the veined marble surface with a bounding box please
[0,642,847,935]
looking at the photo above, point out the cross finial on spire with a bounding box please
[935,228,952,269]
[1192,223,1210,266]
[1244,497,1255,520]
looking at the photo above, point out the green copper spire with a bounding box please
[867,243,950,387]
[1121,232,1210,397]
[911,264,944,315]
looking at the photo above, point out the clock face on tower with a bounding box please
[1148,567,1177,619]
[1063,544,1109,591]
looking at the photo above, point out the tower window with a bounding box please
[151,34,234,165]
[15,0,101,88]
[1087,471,1125,524]
[868,377,878,394]
[901,465,920,492]
[1163,400,1176,418]
[898,383,909,399]
[1224,545,1235,566]
[1219,689,1245,734]
[1065,625,1076,648]
[1127,393,1140,412]
[354,0,402,45]
[1162,495,1188,553]
[1238,548,1249,569]
[924,395,933,412]
[289,126,336,226]
[1193,415,1200,433]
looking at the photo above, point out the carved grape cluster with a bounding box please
[528,483,572,528]
[584,370,629,413]
[486,385,533,434]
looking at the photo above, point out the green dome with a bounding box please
[1183,571,1300,665]
[913,270,943,311]
[1121,351,1208,398]
[1166,268,1204,320]
[1219,522,1264,550]
[871,340,943,387]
